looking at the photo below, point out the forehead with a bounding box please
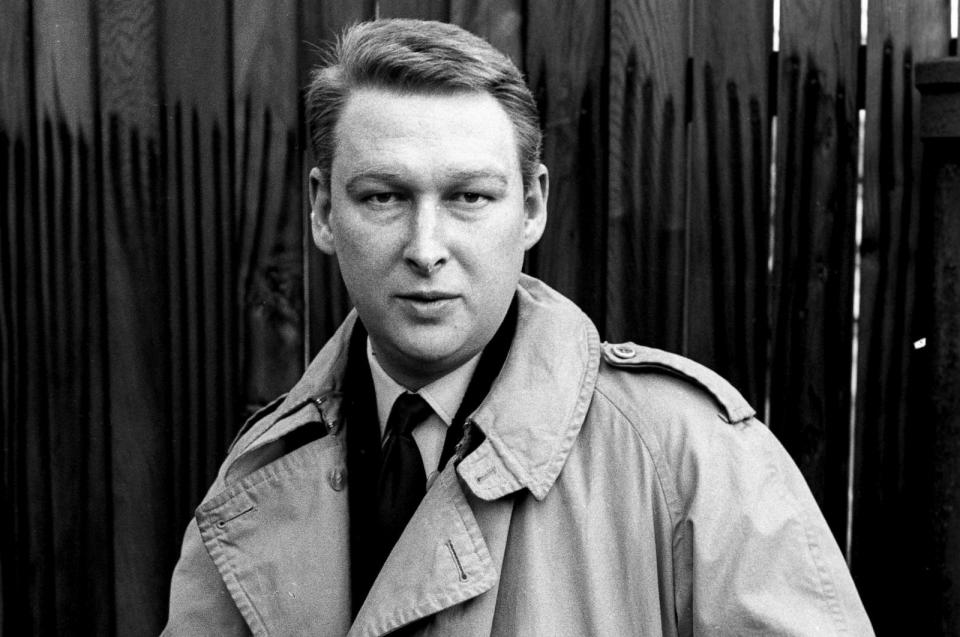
[331,87,522,179]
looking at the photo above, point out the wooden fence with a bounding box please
[1,0,958,634]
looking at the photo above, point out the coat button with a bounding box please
[610,344,637,360]
[328,467,345,491]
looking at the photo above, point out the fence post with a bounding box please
[916,57,960,634]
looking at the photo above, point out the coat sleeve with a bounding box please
[673,415,874,636]
[162,517,250,636]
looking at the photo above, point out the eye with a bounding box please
[451,192,490,206]
[363,192,403,206]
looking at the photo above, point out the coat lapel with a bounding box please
[348,465,515,637]
[196,434,352,637]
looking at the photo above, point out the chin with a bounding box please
[396,339,467,370]
[369,318,488,376]
[390,330,480,372]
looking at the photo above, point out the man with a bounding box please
[164,19,873,636]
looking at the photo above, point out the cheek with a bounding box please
[328,219,381,300]
[472,220,527,266]
[331,214,383,265]
[462,230,526,294]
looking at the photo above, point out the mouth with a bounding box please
[397,291,459,302]
[395,291,460,317]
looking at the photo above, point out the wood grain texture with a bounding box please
[93,0,170,632]
[0,0,33,456]
[0,0,33,491]
[96,0,159,132]
[687,0,771,407]
[0,0,34,136]
[301,0,373,357]
[159,0,235,547]
[606,0,687,347]
[852,2,951,631]
[770,0,860,544]
[0,0,33,471]
[30,1,111,633]
[233,0,305,412]
[450,0,523,64]
[0,4,44,634]
[378,0,450,21]
[6,1,960,631]
[525,0,607,325]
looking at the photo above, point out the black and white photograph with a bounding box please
[2,1,960,634]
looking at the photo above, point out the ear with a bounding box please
[309,166,336,255]
[522,164,549,250]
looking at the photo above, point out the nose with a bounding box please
[403,202,449,275]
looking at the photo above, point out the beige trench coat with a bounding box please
[163,275,874,636]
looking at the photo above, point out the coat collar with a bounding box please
[224,275,601,501]
[456,276,600,501]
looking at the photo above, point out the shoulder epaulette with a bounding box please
[601,342,755,424]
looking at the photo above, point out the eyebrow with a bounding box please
[344,170,406,193]
[443,170,510,188]
[343,168,510,194]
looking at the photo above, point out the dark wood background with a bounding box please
[1,0,958,633]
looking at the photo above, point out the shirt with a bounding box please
[366,338,482,481]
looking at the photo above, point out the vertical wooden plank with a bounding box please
[449,0,522,64]
[302,1,374,358]
[159,0,233,551]
[0,2,45,633]
[525,0,607,325]
[0,0,25,455]
[233,0,304,413]
[770,0,860,543]
[378,0,451,21]
[607,0,688,349]
[852,1,950,632]
[917,100,960,634]
[31,1,112,633]
[93,0,170,633]
[687,0,772,407]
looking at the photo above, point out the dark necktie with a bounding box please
[375,392,432,565]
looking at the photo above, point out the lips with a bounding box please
[396,290,459,302]
[395,290,460,318]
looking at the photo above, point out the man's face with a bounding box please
[310,87,548,389]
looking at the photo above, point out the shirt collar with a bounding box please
[366,338,482,439]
